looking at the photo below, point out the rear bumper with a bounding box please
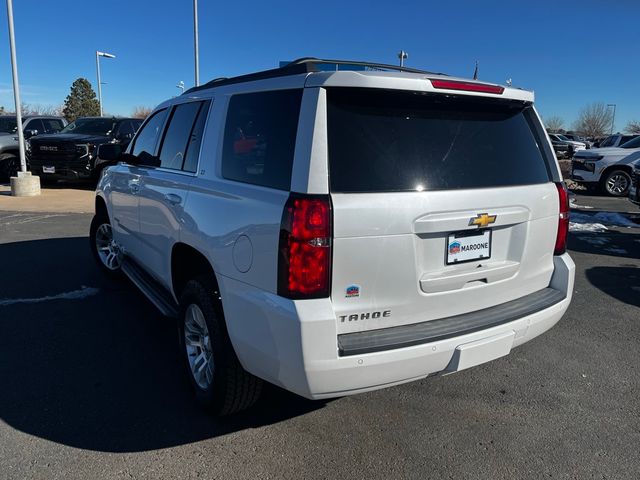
[220,254,575,400]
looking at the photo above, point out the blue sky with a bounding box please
[0,0,638,131]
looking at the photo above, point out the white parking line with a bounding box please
[0,286,99,306]
[0,213,67,225]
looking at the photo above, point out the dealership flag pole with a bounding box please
[6,0,26,173]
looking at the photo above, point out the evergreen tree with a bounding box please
[62,78,100,121]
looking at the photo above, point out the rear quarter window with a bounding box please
[327,88,552,193]
[221,89,302,191]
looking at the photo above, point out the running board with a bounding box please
[122,258,179,318]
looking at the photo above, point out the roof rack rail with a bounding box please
[184,57,442,94]
[288,57,438,75]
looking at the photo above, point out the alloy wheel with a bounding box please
[94,223,122,270]
[184,304,215,390]
[606,173,629,195]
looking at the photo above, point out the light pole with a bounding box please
[6,0,40,196]
[96,51,115,116]
[5,0,25,174]
[397,50,408,67]
[607,104,616,134]
[193,0,200,86]
[176,81,185,94]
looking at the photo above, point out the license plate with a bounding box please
[42,166,55,174]
[446,229,492,265]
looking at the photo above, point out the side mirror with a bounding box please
[23,129,38,139]
[96,143,123,162]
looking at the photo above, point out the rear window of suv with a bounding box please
[327,88,552,193]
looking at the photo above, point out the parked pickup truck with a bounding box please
[0,115,66,181]
[28,116,142,183]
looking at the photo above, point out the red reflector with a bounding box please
[430,79,505,95]
[554,182,570,255]
[278,194,332,299]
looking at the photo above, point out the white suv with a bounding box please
[91,58,575,415]
[571,136,640,196]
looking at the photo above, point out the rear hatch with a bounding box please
[326,88,560,335]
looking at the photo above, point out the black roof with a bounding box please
[0,114,64,119]
[184,57,442,94]
[74,116,141,122]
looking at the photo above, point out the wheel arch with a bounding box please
[601,163,633,178]
[171,242,221,303]
[95,194,108,217]
[0,148,19,157]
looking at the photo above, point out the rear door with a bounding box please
[325,88,560,335]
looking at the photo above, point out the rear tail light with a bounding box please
[278,194,332,299]
[554,182,570,255]
[430,79,505,95]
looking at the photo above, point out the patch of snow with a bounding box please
[570,222,608,233]
[570,203,594,209]
[590,212,638,228]
[569,211,637,229]
[0,286,99,307]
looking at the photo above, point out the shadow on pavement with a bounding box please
[585,265,640,308]
[0,237,325,453]
[568,230,640,260]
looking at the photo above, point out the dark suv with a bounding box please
[29,117,142,183]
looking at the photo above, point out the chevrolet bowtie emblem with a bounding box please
[469,213,497,228]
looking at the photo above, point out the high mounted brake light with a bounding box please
[278,194,332,299]
[430,79,505,95]
[554,182,570,255]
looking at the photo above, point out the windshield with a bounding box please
[61,118,115,136]
[620,136,640,149]
[557,134,570,141]
[0,117,18,134]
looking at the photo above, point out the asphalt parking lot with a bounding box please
[0,187,639,479]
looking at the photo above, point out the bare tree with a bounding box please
[625,120,640,135]
[20,103,63,116]
[573,102,614,138]
[132,106,153,119]
[544,116,564,133]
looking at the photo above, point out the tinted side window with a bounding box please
[131,109,168,166]
[222,89,302,190]
[116,121,135,139]
[183,101,210,173]
[600,136,613,147]
[25,119,44,134]
[327,88,551,193]
[42,119,64,133]
[157,102,203,170]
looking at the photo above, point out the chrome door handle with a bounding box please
[164,193,182,205]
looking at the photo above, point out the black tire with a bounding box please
[178,275,262,415]
[89,211,123,278]
[0,153,18,182]
[601,169,631,197]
